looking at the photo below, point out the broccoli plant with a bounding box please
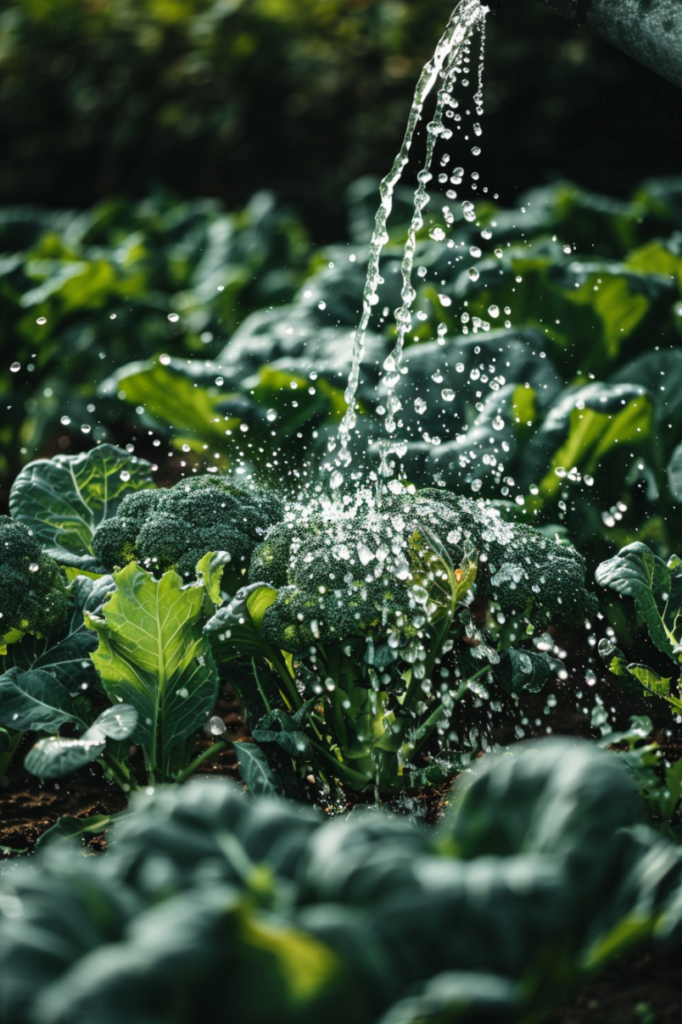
[0,517,70,646]
[596,541,682,713]
[92,474,284,587]
[206,485,598,799]
[0,553,236,790]
[0,517,72,779]
[0,570,137,784]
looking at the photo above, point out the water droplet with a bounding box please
[28,562,39,573]
[429,227,446,241]
[330,470,344,490]
[471,479,483,492]
[208,716,227,735]
[461,201,476,222]
[492,415,504,430]
[414,398,427,414]
[488,305,500,318]
[60,415,71,426]
[467,267,480,282]
[318,301,327,311]
[36,317,47,326]
[266,408,278,422]
[494,248,503,258]
[417,266,428,278]
[469,245,482,258]
[441,389,455,402]
[562,245,572,255]
[9,362,20,373]
[438,294,452,307]
[473,122,482,136]
[120,470,131,482]
[167,313,180,323]
[471,146,481,156]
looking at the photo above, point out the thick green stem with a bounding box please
[101,749,137,793]
[0,730,23,782]
[174,741,229,784]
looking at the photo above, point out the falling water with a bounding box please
[330,0,489,492]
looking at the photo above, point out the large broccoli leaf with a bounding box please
[88,562,220,775]
[9,445,154,569]
[595,542,682,661]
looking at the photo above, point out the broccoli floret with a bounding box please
[92,475,284,582]
[399,489,598,627]
[0,518,69,638]
[252,511,419,654]
[249,487,598,654]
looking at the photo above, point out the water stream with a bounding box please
[330,0,490,494]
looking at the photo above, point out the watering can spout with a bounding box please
[538,0,682,90]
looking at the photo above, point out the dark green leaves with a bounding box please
[496,648,561,696]
[596,543,682,661]
[10,445,154,569]
[0,667,84,733]
[233,741,280,797]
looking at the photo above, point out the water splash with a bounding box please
[331,0,490,490]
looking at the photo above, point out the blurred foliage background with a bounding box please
[0,0,681,240]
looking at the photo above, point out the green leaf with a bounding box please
[536,386,653,500]
[24,733,107,779]
[194,551,231,606]
[35,813,115,848]
[89,563,219,769]
[496,648,561,696]
[204,583,279,662]
[89,704,138,741]
[247,585,278,628]
[253,709,312,759]
[596,542,682,660]
[9,445,154,569]
[0,667,83,733]
[99,359,238,447]
[234,741,280,796]
[667,442,682,501]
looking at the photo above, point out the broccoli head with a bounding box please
[250,508,437,654]
[249,487,598,654]
[92,475,284,581]
[397,489,598,627]
[0,517,69,639]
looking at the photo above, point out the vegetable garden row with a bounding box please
[2,175,682,1021]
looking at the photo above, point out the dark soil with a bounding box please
[0,684,247,852]
[545,945,682,1023]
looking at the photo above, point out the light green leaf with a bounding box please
[99,359,238,447]
[35,813,115,848]
[195,551,232,606]
[89,563,219,770]
[9,445,154,568]
[204,583,279,662]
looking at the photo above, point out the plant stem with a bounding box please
[174,741,229,784]
[101,749,136,793]
[0,730,23,782]
[252,657,271,713]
